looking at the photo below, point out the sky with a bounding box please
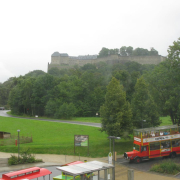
[0,0,180,83]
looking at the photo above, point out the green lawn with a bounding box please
[159,116,172,126]
[0,116,132,157]
[1,112,173,157]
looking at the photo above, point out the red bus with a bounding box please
[124,125,180,163]
[0,167,52,180]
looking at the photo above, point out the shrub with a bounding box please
[150,159,180,175]
[8,149,42,165]
[8,155,19,165]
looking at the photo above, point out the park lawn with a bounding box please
[0,116,133,157]
[159,116,172,126]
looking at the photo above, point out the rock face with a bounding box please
[0,158,8,167]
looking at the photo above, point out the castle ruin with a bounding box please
[48,51,166,71]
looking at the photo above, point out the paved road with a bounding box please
[0,110,101,128]
[117,155,180,178]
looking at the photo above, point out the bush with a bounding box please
[8,155,19,165]
[150,159,180,175]
[8,149,42,165]
[55,103,77,119]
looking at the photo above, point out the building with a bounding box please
[48,51,166,71]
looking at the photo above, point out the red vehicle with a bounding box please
[0,167,52,180]
[124,125,180,163]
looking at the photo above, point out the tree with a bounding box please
[120,46,127,56]
[100,77,132,137]
[131,77,161,128]
[126,46,133,56]
[98,47,109,58]
[149,47,158,55]
[133,48,149,56]
[145,37,180,125]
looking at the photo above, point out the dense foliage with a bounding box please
[1,38,180,136]
[98,46,158,57]
[4,61,153,120]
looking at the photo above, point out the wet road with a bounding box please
[117,156,180,178]
[0,110,101,128]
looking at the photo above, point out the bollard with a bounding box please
[114,152,117,161]
[128,169,134,180]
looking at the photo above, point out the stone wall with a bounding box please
[48,53,166,71]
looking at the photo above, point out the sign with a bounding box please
[143,134,180,143]
[74,135,88,147]
[108,152,112,164]
[134,137,141,142]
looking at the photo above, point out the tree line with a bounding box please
[98,46,158,57]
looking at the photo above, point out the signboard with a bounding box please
[74,135,89,155]
[141,134,180,143]
[134,137,141,142]
[108,152,112,164]
[74,135,88,146]
[134,134,180,143]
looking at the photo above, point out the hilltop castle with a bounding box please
[48,51,166,71]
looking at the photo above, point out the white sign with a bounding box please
[134,137,141,142]
[143,134,180,143]
[108,152,112,164]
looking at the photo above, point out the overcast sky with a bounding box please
[0,0,180,83]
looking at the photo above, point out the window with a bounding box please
[133,144,140,151]
[150,142,160,150]
[161,140,170,149]
[141,146,147,152]
[134,131,141,138]
[172,139,180,147]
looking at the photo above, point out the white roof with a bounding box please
[56,161,114,176]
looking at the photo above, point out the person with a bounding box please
[151,132,155,137]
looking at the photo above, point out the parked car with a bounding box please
[0,107,5,110]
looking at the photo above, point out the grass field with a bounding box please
[0,116,132,157]
[0,113,173,157]
[159,116,172,126]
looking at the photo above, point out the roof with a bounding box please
[1,167,51,180]
[56,161,114,176]
[51,52,69,57]
[134,125,178,132]
[63,161,84,166]
[0,131,10,134]
[51,52,60,57]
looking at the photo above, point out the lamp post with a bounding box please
[108,136,121,180]
[142,120,146,128]
[17,129,20,160]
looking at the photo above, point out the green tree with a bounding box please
[98,47,109,58]
[126,46,133,56]
[55,102,77,119]
[120,46,127,56]
[131,77,161,128]
[133,48,149,56]
[146,38,180,125]
[149,47,158,55]
[100,77,132,136]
